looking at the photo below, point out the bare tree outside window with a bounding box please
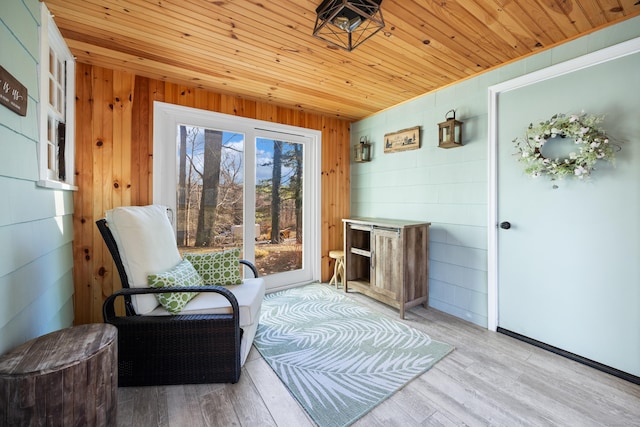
[176,126,243,250]
[270,140,282,244]
[255,138,303,275]
[175,127,303,277]
[195,129,222,246]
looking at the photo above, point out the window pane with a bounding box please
[175,125,245,259]
[49,48,55,75]
[49,79,55,109]
[47,117,53,143]
[60,62,66,119]
[57,60,64,86]
[57,86,64,114]
[47,141,55,172]
[255,138,303,276]
[47,117,57,176]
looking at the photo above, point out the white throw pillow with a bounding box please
[105,204,181,314]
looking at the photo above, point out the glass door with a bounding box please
[254,131,310,285]
[175,124,245,253]
[153,102,320,290]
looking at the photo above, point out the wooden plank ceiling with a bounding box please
[44,0,640,121]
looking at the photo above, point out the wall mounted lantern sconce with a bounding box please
[438,109,463,148]
[354,136,372,162]
[313,0,385,51]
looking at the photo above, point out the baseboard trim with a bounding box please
[497,327,640,385]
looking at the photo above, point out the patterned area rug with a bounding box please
[254,283,454,427]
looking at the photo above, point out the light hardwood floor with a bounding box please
[117,286,640,426]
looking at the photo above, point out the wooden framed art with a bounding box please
[384,126,420,153]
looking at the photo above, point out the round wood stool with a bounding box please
[329,250,345,288]
[0,323,118,426]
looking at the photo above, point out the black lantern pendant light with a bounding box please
[313,0,385,51]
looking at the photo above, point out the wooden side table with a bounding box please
[0,323,118,426]
[343,218,430,319]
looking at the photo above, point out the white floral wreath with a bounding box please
[513,112,616,180]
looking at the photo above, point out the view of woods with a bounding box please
[176,125,303,276]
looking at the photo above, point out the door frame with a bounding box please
[487,37,640,331]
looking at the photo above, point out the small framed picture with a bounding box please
[384,126,420,153]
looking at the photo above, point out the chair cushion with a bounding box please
[105,205,181,314]
[148,259,204,314]
[183,248,242,286]
[147,278,265,327]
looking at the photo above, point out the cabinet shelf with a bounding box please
[343,218,431,319]
[350,247,371,257]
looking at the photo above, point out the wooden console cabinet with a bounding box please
[343,218,430,318]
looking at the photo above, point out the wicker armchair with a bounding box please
[96,205,264,386]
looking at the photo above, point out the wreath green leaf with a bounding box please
[513,112,616,180]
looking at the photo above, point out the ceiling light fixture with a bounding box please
[313,0,385,52]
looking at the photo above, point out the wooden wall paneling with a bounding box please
[335,118,350,239]
[205,91,222,116]
[194,87,208,111]
[131,75,150,206]
[73,64,350,325]
[320,115,350,281]
[112,71,134,314]
[94,66,114,323]
[219,94,245,118]
[321,136,330,276]
[242,98,258,119]
[147,77,164,202]
[112,72,123,211]
[256,103,278,123]
[331,116,347,279]
[112,71,134,210]
[161,82,178,106]
[321,117,333,277]
[88,65,105,323]
[122,71,135,207]
[177,85,196,107]
[314,113,330,279]
[73,63,94,324]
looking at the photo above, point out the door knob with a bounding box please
[500,221,511,229]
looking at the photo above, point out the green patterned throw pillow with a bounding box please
[183,248,242,286]
[147,259,204,314]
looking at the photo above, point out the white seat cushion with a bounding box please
[105,205,181,314]
[147,278,265,327]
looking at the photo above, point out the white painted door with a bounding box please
[491,43,640,378]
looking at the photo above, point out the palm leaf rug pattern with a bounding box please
[254,283,454,427]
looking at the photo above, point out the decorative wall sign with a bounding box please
[384,126,420,153]
[0,65,28,116]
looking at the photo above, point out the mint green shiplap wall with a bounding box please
[351,17,640,327]
[0,0,74,354]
